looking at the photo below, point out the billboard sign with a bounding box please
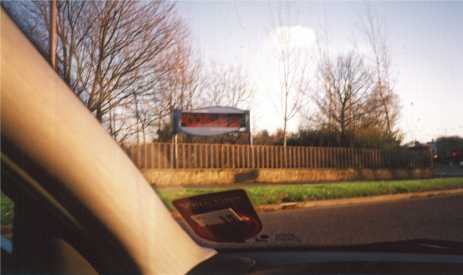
[173,106,250,136]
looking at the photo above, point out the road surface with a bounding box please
[256,193,463,247]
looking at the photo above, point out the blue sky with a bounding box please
[176,1,463,142]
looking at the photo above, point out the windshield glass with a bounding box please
[2,0,463,250]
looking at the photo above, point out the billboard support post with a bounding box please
[173,134,178,168]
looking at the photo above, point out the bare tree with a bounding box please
[157,32,202,112]
[201,64,253,108]
[21,0,192,144]
[360,6,400,139]
[277,41,310,147]
[151,31,203,141]
[268,3,312,147]
[314,52,374,146]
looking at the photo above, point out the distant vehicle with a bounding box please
[450,149,463,167]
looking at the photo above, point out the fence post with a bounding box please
[293,147,297,168]
[308,147,312,168]
[210,144,214,168]
[288,147,292,168]
[260,146,264,168]
[307,147,310,168]
[297,146,304,168]
[265,146,269,168]
[241,145,245,168]
[324,147,328,168]
[302,147,306,168]
[187,144,191,169]
[320,147,324,168]
[262,146,265,168]
[263,146,267,168]
[333,147,337,168]
[340,148,344,168]
[323,147,328,168]
[289,147,293,168]
[342,148,346,169]
[143,143,148,169]
[370,149,374,169]
[295,147,299,168]
[253,145,256,168]
[300,146,304,168]
[211,143,214,168]
[192,144,196,169]
[180,143,185,168]
[216,144,220,168]
[429,146,434,169]
[236,145,240,168]
[344,147,348,168]
[347,147,351,168]
[187,143,196,168]
[233,144,236,168]
[197,144,201,168]
[245,145,249,168]
[349,147,353,168]
[313,147,318,168]
[347,148,354,168]
[296,147,300,168]
[243,145,247,168]
[377,150,381,169]
[151,142,159,168]
[259,146,263,168]
[366,149,370,169]
[229,145,233,168]
[205,144,209,168]
[142,143,146,169]
[270,146,274,168]
[156,143,161,169]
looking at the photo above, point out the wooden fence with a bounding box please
[127,143,432,170]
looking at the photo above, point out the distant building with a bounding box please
[404,140,430,151]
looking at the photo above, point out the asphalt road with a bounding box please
[255,193,463,247]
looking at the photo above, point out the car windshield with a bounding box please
[2,1,463,250]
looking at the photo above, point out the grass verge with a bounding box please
[155,177,463,210]
[1,192,14,226]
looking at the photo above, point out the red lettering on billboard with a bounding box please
[181,113,245,128]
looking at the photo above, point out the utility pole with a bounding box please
[49,0,57,70]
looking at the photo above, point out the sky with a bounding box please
[176,1,463,143]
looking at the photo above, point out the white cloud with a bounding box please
[243,26,317,133]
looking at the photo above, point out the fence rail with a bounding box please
[127,142,432,169]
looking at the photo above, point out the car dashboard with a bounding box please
[189,250,463,274]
